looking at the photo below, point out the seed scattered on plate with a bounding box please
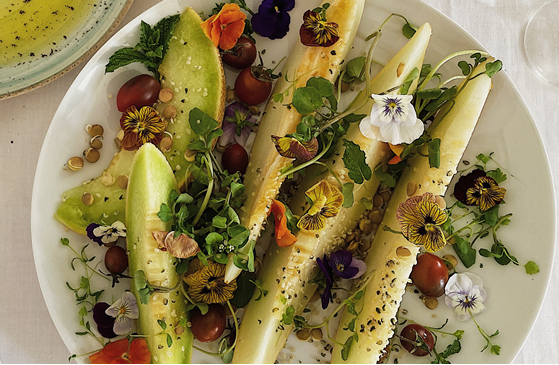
[66,156,84,171]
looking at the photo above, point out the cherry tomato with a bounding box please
[116,74,160,112]
[400,324,434,357]
[222,143,249,174]
[234,66,272,106]
[222,37,257,69]
[190,304,226,342]
[410,252,449,298]
[104,246,128,275]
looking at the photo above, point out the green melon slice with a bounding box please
[126,143,193,364]
[54,7,225,235]
[157,7,226,186]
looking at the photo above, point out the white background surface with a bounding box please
[0,0,557,363]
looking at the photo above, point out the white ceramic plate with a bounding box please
[31,0,555,363]
[0,0,133,100]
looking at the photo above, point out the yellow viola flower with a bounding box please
[184,261,237,304]
[396,192,447,252]
[466,176,506,211]
[297,180,343,231]
[119,105,165,151]
[271,135,319,162]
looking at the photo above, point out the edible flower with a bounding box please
[328,250,367,279]
[316,255,334,309]
[184,261,237,304]
[219,102,255,147]
[271,135,319,162]
[120,106,165,151]
[270,199,297,247]
[152,231,201,259]
[251,0,295,40]
[396,192,447,252]
[86,221,127,246]
[359,94,424,145]
[444,272,487,321]
[388,143,404,165]
[89,338,151,364]
[298,180,343,231]
[92,302,117,339]
[299,10,339,47]
[105,292,139,335]
[200,3,246,50]
[453,169,506,211]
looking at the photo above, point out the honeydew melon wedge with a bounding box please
[232,23,432,365]
[54,7,225,235]
[225,0,366,284]
[156,7,226,187]
[331,60,493,363]
[126,143,193,364]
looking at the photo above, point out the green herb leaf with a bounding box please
[399,67,419,94]
[307,77,334,98]
[105,48,157,73]
[158,319,167,330]
[61,238,70,246]
[485,60,502,78]
[206,232,224,245]
[292,87,323,114]
[360,197,374,210]
[281,305,295,325]
[452,236,476,268]
[486,168,507,184]
[402,22,417,39]
[189,107,219,135]
[229,229,250,247]
[250,278,268,301]
[166,333,173,348]
[524,261,540,275]
[230,271,257,308]
[342,57,366,83]
[343,113,367,123]
[458,61,471,76]
[342,139,372,184]
[212,216,228,229]
[374,165,397,188]
[428,138,441,168]
[187,140,207,151]
[417,88,443,100]
[341,334,355,361]
[342,182,354,208]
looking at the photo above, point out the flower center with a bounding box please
[308,195,328,216]
[336,264,345,272]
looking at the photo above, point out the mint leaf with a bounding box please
[105,48,157,73]
[342,139,372,184]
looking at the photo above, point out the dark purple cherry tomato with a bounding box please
[104,246,128,275]
[400,324,434,357]
[410,252,449,298]
[116,74,160,112]
[234,66,272,106]
[190,304,226,342]
[222,36,257,69]
[222,143,249,174]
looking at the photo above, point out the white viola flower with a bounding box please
[359,94,424,144]
[92,221,127,245]
[106,291,139,335]
[444,272,487,321]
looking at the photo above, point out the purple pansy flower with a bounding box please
[328,250,367,279]
[219,102,255,147]
[86,221,126,246]
[93,302,117,339]
[316,255,334,310]
[251,0,295,39]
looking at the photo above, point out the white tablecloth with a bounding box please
[1,0,557,363]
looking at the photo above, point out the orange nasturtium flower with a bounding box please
[89,338,151,364]
[200,4,246,50]
[270,199,297,247]
[388,143,404,165]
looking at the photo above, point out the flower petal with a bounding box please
[103,338,130,358]
[128,339,152,364]
[270,199,297,247]
[113,316,134,335]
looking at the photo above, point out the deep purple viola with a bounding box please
[92,302,117,339]
[219,102,255,147]
[316,255,333,310]
[251,0,295,39]
[328,250,367,279]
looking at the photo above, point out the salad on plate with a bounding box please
[45,0,543,363]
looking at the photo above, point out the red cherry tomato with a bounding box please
[222,37,257,69]
[234,66,272,106]
[222,143,249,174]
[104,246,128,275]
[116,74,160,112]
[400,324,434,357]
[190,304,226,343]
[410,252,449,298]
